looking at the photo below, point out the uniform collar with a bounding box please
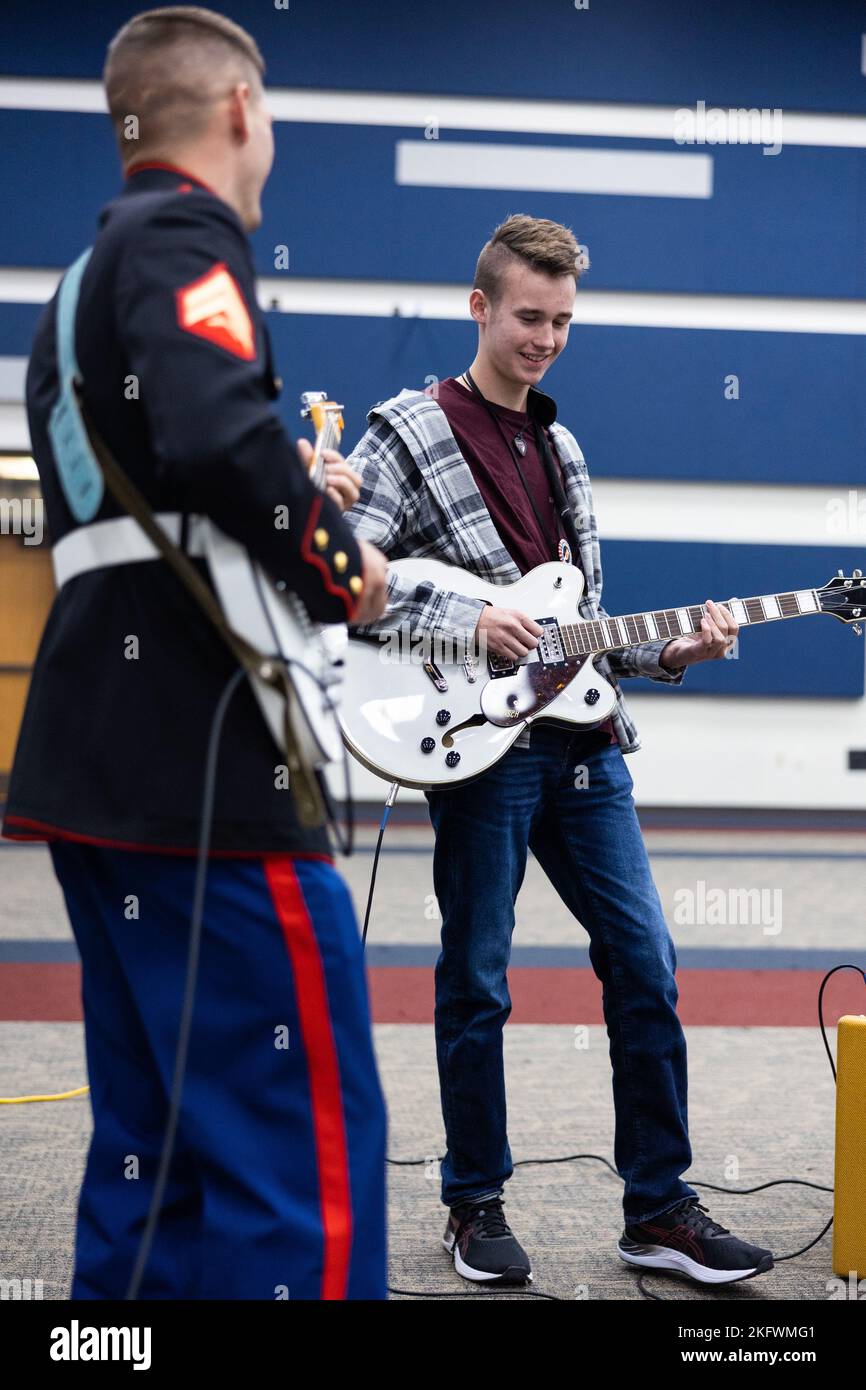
[122,161,217,197]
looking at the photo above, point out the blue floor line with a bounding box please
[2,941,863,970]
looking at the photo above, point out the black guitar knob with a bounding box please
[435,709,451,725]
[445,751,461,768]
[420,737,435,754]
[584,688,600,705]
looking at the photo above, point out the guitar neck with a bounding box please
[310,414,342,491]
[559,588,822,658]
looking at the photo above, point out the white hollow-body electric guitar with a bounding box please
[339,558,865,789]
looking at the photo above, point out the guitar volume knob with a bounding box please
[445,751,461,768]
[420,737,435,754]
[584,688,600,705]
[435,709,451,725]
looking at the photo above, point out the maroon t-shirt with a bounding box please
[435,377,560,574]
[434,376,616,747]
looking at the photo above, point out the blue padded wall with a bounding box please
[1,1,865,113]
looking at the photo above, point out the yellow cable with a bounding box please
[0,1085,89,1103]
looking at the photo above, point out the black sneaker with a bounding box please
[443,1196,532,1285]
[618,1197,774,1285]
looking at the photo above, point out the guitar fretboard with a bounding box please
[311,414,342,489]
[559,589,821,658]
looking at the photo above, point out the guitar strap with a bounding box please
[50,251,326,827]
[532,418,584,566]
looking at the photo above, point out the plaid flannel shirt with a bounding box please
[344,387,686,753]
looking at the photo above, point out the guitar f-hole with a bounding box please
[441,713,488,747]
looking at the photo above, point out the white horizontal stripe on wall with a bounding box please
[0,270,62,303]
[395,140,713,198]
[0,356,26,402]
[329,688,866,809]
[3,78,866,150]
[592,479,866,548]
[5,271,866,335]
[612,691,866,810]
[0,403,32,452]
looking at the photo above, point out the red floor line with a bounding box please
[0,963,860,1026]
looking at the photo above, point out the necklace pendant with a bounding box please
[558,538,572,564]
[513,433,527,456]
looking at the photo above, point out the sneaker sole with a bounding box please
[442,1233,532,1286]
[618,1243,773,1284]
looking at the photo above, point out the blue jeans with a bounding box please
[424,722,698,1225]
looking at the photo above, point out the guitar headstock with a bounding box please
[817,568,866,625]
[300,391,345,492]
[300,391,344,438]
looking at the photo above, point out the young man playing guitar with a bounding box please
[345,215,774,1288]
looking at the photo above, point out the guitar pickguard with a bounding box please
[480,640,591,726]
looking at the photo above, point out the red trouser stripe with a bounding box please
[264,858,352,1300]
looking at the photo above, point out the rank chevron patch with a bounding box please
[175,261,256,360]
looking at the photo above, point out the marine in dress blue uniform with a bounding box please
[2,163,387,1299]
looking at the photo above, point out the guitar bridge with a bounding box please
[488,652,518,679]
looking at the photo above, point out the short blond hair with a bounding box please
[474,215,586,301]
[104,6,265,165]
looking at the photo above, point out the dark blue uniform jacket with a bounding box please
[3,164,364,855]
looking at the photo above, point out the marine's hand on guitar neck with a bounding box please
[296,439,363,512]
[659,598,739,670]
[476,604,544,660]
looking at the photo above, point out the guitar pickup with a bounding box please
[423,660,449,693]
[537,616,566,664]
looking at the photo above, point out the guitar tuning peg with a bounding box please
[853,624,863,636]
[854,569,863,579]
[838,569,844,577]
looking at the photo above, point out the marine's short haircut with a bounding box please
[103,6,265,165]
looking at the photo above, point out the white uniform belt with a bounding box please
[52,513,208,589]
